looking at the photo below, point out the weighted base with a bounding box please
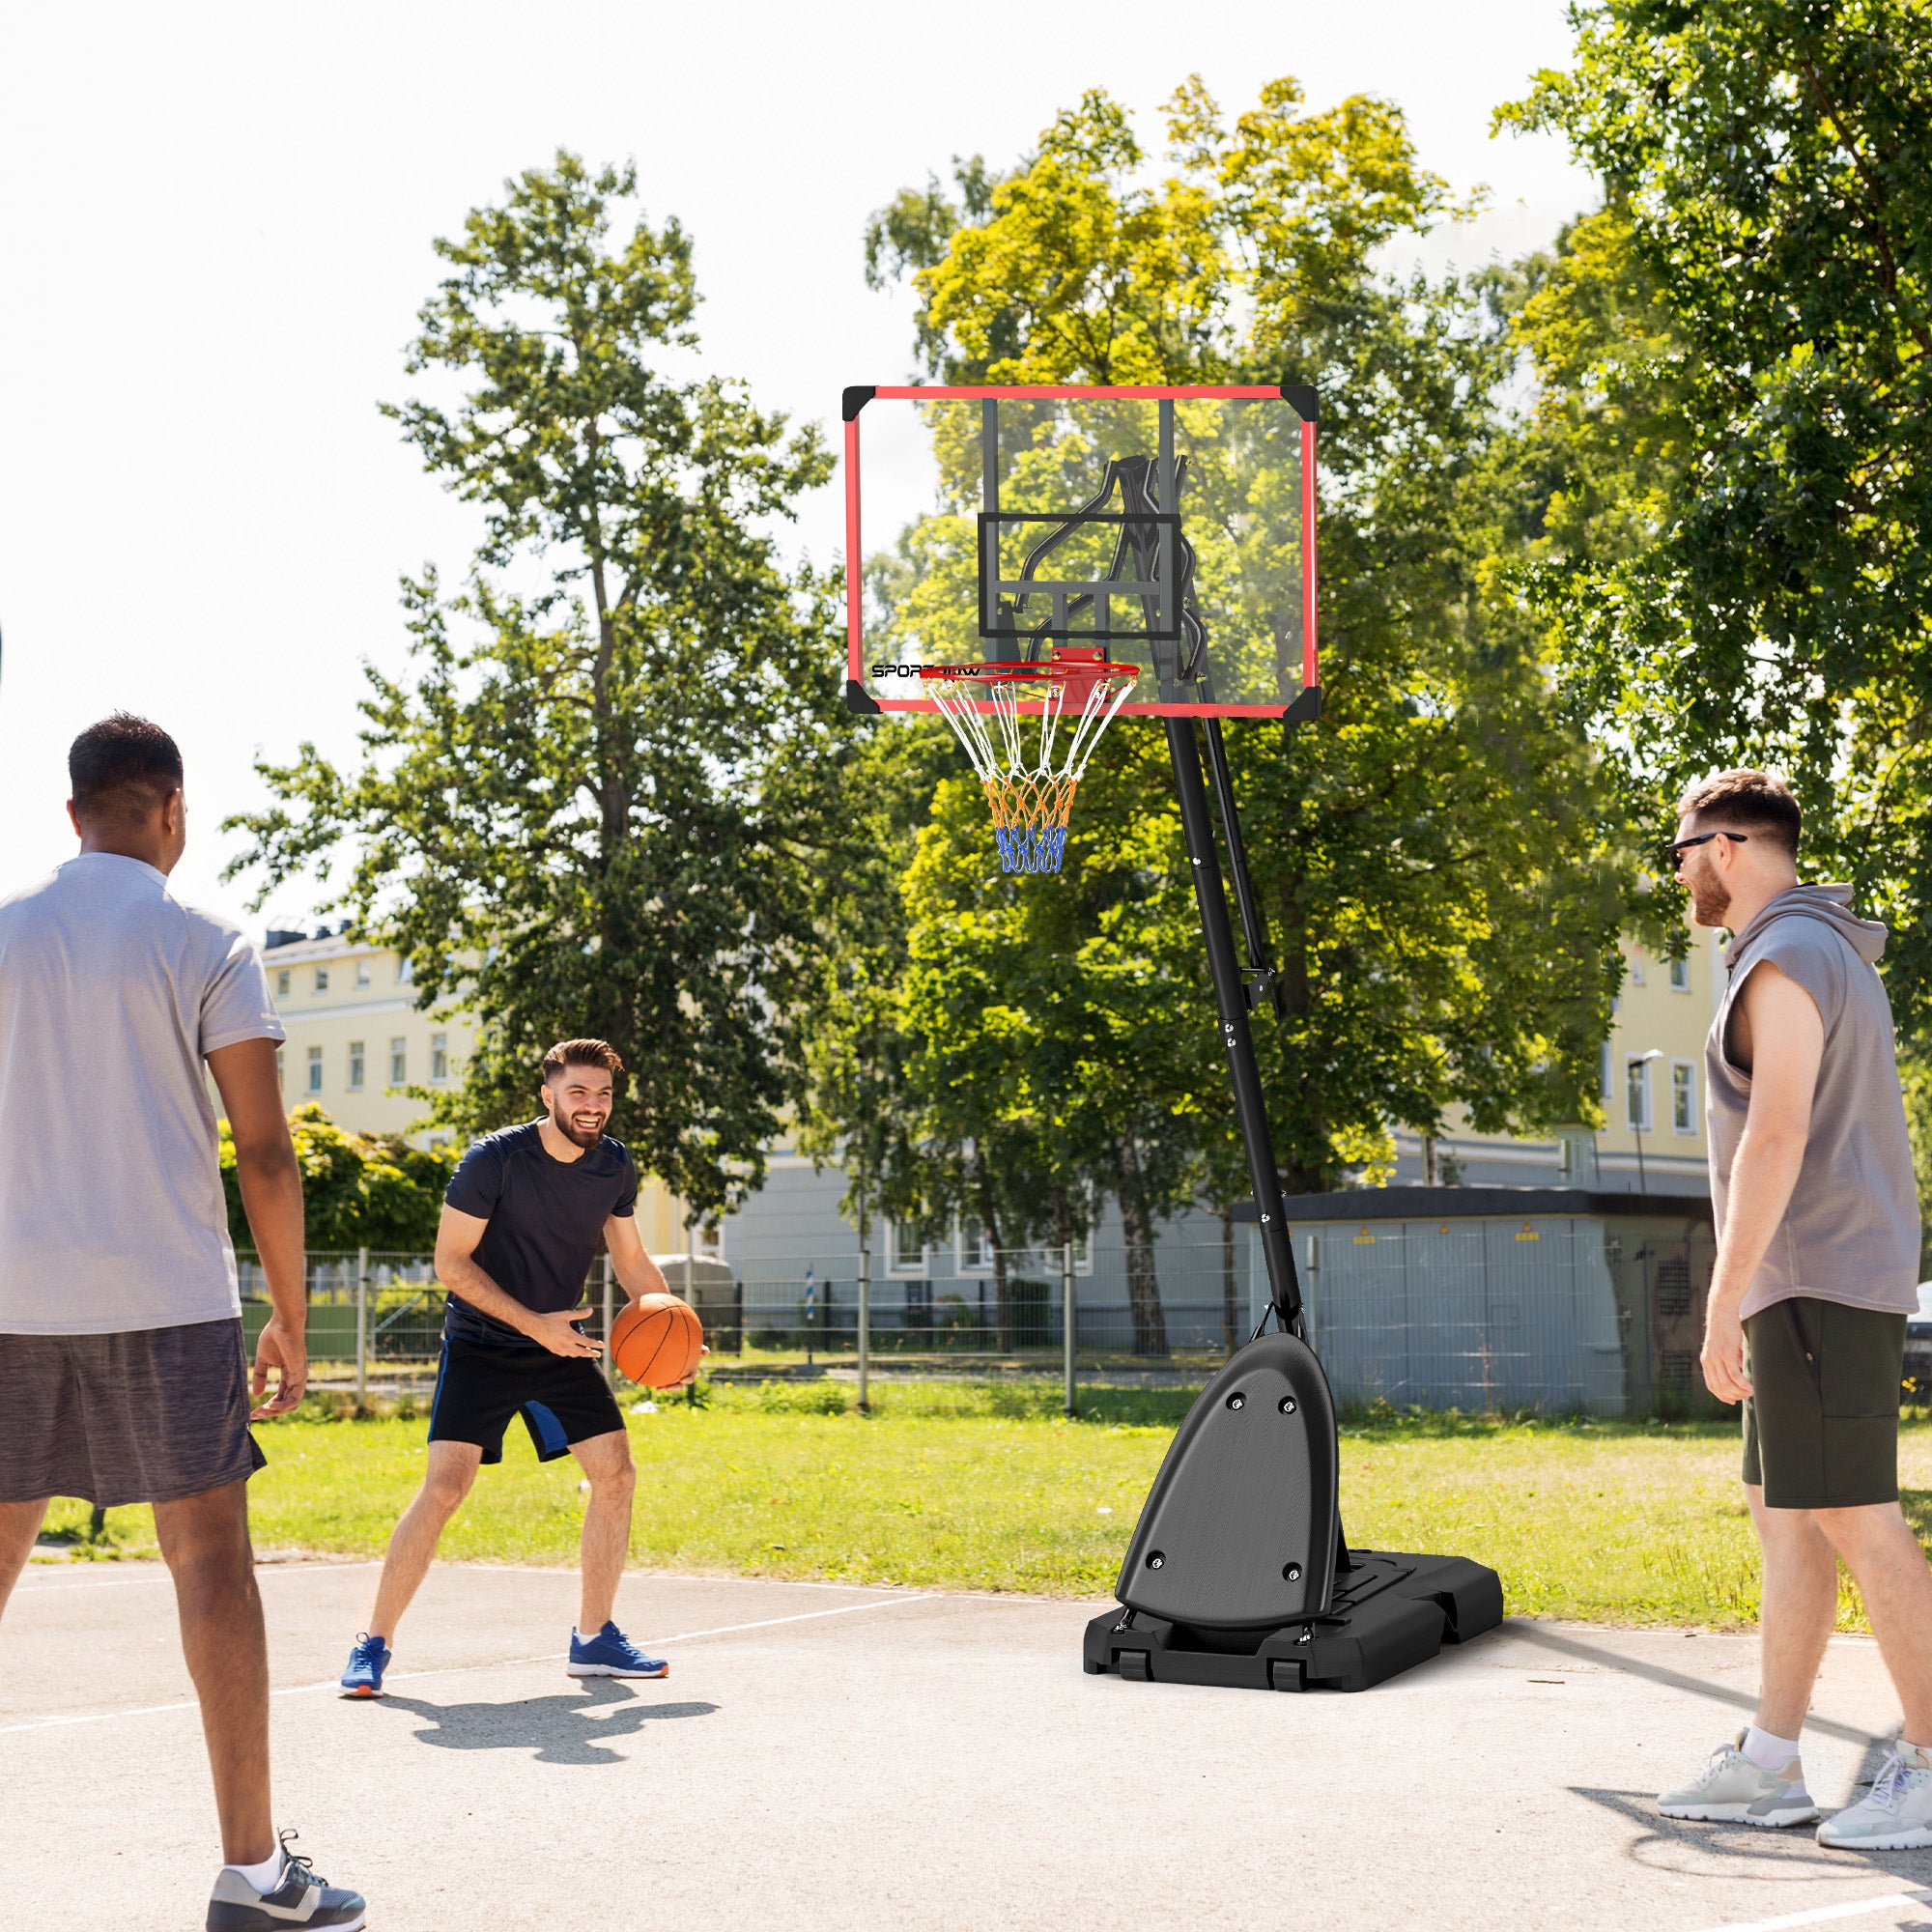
[1083,1550,1503,1693]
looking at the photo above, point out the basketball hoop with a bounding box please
[920,647,1138,874]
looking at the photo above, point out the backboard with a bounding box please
[842,384,1319,721]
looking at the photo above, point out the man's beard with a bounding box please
[1687,867,1731,926]
[551,1103,606,1150]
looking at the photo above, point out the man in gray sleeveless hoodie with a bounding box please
[1654,771,1932,1849]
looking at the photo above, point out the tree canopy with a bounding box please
[1500,0,1932,1018]
[226,154,848,1218]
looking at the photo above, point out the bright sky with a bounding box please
[0,0,1594,936]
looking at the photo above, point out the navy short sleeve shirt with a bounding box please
[442,1121,639,1348]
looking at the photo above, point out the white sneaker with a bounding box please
[1658,1730,1821,1828]
[1817,1744,1932,1850]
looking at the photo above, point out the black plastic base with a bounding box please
[1083,1549,1503,1692]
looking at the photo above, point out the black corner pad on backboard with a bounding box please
[844,679,883,716]
[1284,684,1322,729]
[1279,384,1319,425]
[842,386,877,422]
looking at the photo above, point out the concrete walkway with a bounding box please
[5,1559,1932,1930]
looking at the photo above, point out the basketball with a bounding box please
[610,1293,704,1388]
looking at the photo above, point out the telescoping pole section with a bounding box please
[1163,717,1304,1332]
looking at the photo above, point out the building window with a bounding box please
[1672,1062,1696,1134]
[305,1045,324,1095]
[885,1222,926,1276]
[1669,956,1690,992]
[396,956,413,984]
[314,967,329,993]
[1627,1057,1654,1133]
[430,1031,449,1084]
[275,969,291,997]
[389,1037,408,1086]
[347,1041,365,1092]
[958,1221,986,1270]
[1627,951,1645,987]
[355,959,372,989]
[1600,1041,1613,1103]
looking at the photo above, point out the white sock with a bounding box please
[1902,1738,1932,1763]
[1743,1724,1802,1770]
[227,1849,285,1893]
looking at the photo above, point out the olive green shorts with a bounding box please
[1742,1296,1906,1509]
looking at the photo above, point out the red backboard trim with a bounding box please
[871,384,1286,402]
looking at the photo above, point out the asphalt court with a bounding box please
[7,1560,1932,1931]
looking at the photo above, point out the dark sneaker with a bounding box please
[207,1832,365,1929]
[567,1621,668,1678]
[338,1632,390,1698]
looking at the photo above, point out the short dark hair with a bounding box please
[69,713,184,826]
[541,1037,624,1084]
[1676,768,1802,859]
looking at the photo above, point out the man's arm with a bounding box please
[434,1204,602,1357]
[1701,961,1824,1404]
[207,1037,307,1419]
[605,1216,706,1387]
[605,1215,670,1305]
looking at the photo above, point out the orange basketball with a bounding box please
[610,1293,704,1389]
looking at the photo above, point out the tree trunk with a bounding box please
[970,1144,1009,1352]
[1113,1130,1168,1358]
[1220,1204,1238,1357]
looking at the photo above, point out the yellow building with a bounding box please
[263,926,694,1249]
[1394,923,1724,1196]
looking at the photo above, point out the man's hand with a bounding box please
[251,1315,309,1419]
[531,1305,603,1358]
[663,1343,711,1392]
[1700,1296,1754,1406]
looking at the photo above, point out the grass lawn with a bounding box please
[35,1383,1932,1632]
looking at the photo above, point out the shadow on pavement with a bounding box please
[1509,1623,1878,1750]
[381,1681,719,1765]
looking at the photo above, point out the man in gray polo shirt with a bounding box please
[1656,769,1932,1850]
[0,715,365,1929]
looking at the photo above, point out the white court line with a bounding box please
[14,1561,383,1596]
[1690,1889,1932,1931]
[0,1591,940,1737]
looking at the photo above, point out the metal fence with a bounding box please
[239,1225,1743,1417]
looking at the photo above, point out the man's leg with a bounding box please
[153,1479,273,1868]
[366,1440,481,1641]
[1816,1501,1932,1741]
[1748,1484,1839,1735]
[570,1429,635,1634]
[0,1498,49,1613]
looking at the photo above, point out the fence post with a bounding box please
[601,1253,614,1388]
[1062,1238,1076,1418]
[858,1210,871,1414]
[355,1246,369,1406]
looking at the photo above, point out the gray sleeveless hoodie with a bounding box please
[1706,882,1921,1319]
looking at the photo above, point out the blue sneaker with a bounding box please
[568,1621,668,1679]
[338,1633,390,1698]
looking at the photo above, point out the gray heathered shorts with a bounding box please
[0,1317,267,1507]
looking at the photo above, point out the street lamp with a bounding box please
[1633,1048,1664,1195]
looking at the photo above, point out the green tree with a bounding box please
[847,81,1632,1276]
[219,1105,455,1252]
[226,155,844,1218]
[1500,0,1932,1021]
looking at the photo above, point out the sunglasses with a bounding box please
[1662,830,1750,870]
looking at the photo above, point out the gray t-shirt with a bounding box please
[1705,883,1920,1320]
[0,853,285,1335]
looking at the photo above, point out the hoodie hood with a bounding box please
[1727,882,1888,969]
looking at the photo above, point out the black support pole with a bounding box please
[1164,716,1304,1332]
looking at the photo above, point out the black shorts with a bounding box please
[427,1337,626,1463]
[1742,1295,1906,1509]
[0,1318,266,1508]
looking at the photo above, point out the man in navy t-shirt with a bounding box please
[337,1038,696,1695]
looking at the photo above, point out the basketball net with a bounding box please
[920,648,1138,874]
